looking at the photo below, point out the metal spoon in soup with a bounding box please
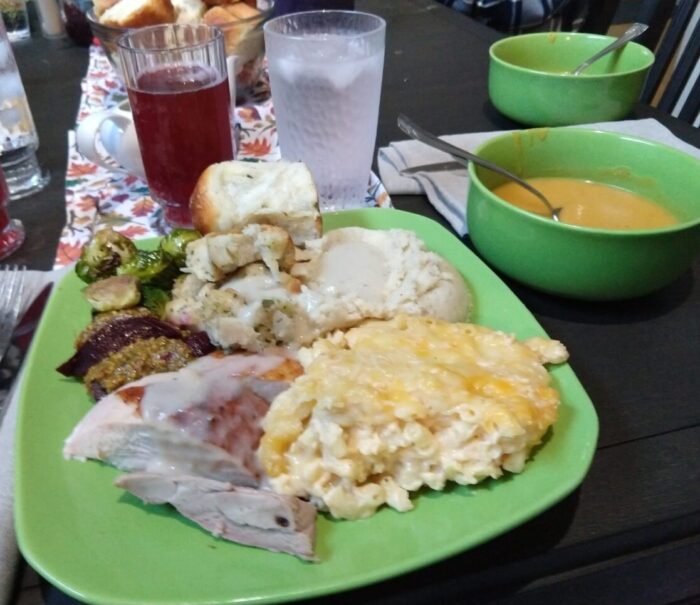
[397,114,563,222]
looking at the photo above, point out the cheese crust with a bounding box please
[259,315,567,520]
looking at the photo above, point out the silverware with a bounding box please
[397,114,563,221]
[400,161,467,175]
[0,281,52,424]
[0,265,26,364]
[11,283,53,355]
[571,23,648,76]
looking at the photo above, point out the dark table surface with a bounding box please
[9,1,700,604]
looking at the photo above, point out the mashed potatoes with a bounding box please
[294,227,469,326]
[258,315,568,520]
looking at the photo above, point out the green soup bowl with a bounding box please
[488,33,655,126]
[466,128,700,300]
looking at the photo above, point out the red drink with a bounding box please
[0,166,25,260]
[128,64,234,227]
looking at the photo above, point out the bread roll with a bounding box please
[202,0,239,7]
[200,6,236,52]
[100,0,175,27]
[171,0,206,23]
[201,4,259,53]
[190,161,322,245]
[201,4,235,25]
[225,2,258,18]
[93,0,121,18]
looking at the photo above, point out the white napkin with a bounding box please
[377,118,700,236]
[0,268,70,605]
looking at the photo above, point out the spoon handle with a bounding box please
[396,114,559,218]
[571,22,648,75]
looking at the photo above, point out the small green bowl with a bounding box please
[489,33,655,126]
[466,128,700,300]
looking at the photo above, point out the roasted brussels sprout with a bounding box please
[75,259,97,284]
[160,229,201,267]
[140,286,171,318]
[117,249,179,288]
[84,275,141,312]
[76,228,137,283]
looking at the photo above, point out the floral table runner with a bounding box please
[55,45,391,268]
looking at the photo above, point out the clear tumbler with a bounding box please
[118,24,234,227]
[264,11,385,211]
[0,19,50,199]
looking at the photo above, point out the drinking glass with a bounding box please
[117,24,234,228]
[0,165,25,260]
[0,19,50,199]
[264,11,385,211]
[0,0,29,41]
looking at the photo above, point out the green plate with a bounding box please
[16,208,598,605]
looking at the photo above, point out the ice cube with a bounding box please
[324,57,370,89]
[0,42,11,68]
[0,73,24,100]
[0,105,22,128]
[275,57,303,83]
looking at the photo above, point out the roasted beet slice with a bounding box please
[184,331,216,357]
[57,316,184,378]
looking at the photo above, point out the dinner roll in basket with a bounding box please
[100,0,175,27]
[191,161,322,245]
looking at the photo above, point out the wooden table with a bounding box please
[10,1,700,604]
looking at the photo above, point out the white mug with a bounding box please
[75,100,146,179]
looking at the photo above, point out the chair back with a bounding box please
[640,0,700,125]
[570,0,621,33]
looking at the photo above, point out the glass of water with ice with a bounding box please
[264,11,385,212]
[0,19,49,199]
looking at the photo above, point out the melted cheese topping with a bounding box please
[258,315,567,520]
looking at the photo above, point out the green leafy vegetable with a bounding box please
[140,286,171,318]
[117,249,179,289]
[160,229,202,268]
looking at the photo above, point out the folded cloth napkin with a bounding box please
[377,118,700,236]
[0,268,69,605]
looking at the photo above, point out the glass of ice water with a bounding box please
[264,11,385,212]
[0,19,50,199]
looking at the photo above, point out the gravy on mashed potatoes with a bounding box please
[259,315,568,520]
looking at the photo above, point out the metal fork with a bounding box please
[0,264,26,363]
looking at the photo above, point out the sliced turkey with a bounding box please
[63,352,303,486]
[115,472,317,560]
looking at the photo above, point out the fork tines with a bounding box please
[0,264,26,362]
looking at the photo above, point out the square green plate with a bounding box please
[15,208,598,605]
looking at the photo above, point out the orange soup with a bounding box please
[491,177,678,230]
